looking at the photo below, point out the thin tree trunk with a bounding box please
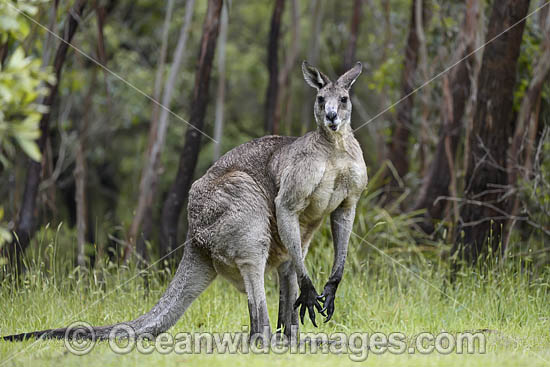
[153,0,175,120]
[5,0,87,270]
[278,0,300,135]
[452,0,531,264]
[413,0,480,231]
[308,0,323,65]
[375,0,391,163]
[75,74,97,268]
[343,0,363,72]
[213,2,228,162]
[382,0,391,57]
[95,0,111,99]
[264,0,285,135]
[0,40,9,67]
[159,0,223,259]
[125,0,196,260]
[415,0,430,177]
[386,0,428,189]
[523,96,543,177]
[462,2,485,179]
[301,0,324,134]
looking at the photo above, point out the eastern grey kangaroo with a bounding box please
[3,61,367,343]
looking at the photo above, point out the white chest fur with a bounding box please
[302,155,367,222]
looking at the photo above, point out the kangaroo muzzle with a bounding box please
[324,104,340,131]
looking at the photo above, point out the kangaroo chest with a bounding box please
[301,156,366,223]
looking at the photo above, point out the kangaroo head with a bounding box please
[302,61,362,133]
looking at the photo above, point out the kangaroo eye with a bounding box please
[317,96,325,104]
[340,96,348,103]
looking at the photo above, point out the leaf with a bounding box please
[15,136,41,161]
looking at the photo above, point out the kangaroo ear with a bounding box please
[336,62,362,90]
[302,61,331,90]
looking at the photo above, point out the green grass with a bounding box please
[2,244,550,366]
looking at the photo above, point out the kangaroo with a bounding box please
[3,61,367,343]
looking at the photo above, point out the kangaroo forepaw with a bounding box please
[293,282,325,327]
[318,283,337,322]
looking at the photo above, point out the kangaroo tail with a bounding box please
[2,241,216,342]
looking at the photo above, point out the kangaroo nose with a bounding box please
[326,111,337,122]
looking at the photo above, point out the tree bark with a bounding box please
[307,0,323,65]
[413,0,480,231]
[264,0,285,135]
[159,0,223,259]
[5,0,87,270]
[505,9,550,248]
[278,0,300,135]
[452,0,531,264]
[95,0,111,98]
[125,0,196,260]
[415,0,431,177]
[343,0,363,72]
[301,0,324,134]
[213,2,228,162]
[386,0,426,185]
[74,73,97,268]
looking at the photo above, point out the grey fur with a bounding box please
[2,62,367,343]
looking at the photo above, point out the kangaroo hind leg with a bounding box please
[238,259,271,344]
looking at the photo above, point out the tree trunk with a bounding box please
[152,0,175,123]
[125,0,196,260]
[95,0,111,98]
[307,0,323,65]
[74,139,88,268]
[264,0,285,135]
[505,9,550,248]
[415,0,431,177]
[301,0,324,134]
[386,0,427,187]
[159,0,223,259]
[213,2,228,162]
[75,73,97,268]
[343,0,363,72]
[5,0,87,270]
[413,0,480,231]
[278,0,300,135]
[452,0,531,264]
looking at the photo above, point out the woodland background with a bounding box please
[0,0,549,276]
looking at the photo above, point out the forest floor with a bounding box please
[1,254,550,367]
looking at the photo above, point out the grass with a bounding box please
[1,206,550,366]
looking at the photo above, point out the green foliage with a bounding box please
[0,0,39,42]
[368,56,401,95]
[0,0,54,167]
[0,47,53,164]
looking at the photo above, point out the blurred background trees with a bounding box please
[0,0,548,275]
